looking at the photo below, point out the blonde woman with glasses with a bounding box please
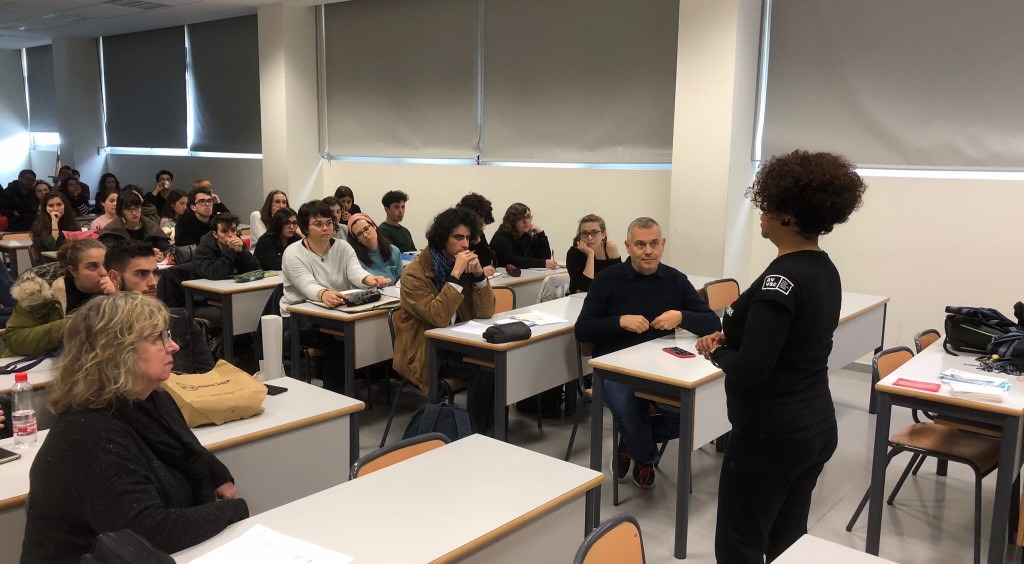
[567,214,621,293]
[21,293,249,562]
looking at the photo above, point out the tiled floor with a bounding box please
[350,366,1019,563]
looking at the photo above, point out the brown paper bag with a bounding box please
[161,360,268,427]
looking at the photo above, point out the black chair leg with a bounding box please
[564,391,584,461]
[973,473,983,564]
[535,395,543,430]
[936,458,949,476]
[911,452,927,476]
[847,449,900,531]
[379,380,407,448]
[888,453,920,505]
[612,424,621,506]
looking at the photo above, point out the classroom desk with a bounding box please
[490,266,567,307]
[183,272,282,363]
[285,300,399,462]
[868,345,1023,563]
[0,238,32,276]
[0,377,363,564]
[425,293,587,441]
[175,434,603,563]
[586,291,889,559]
[776,535,897,563]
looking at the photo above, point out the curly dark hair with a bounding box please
[456,192,494,225]
[381,190,408,208]
[425,207,482,252]
[749,150,866,238]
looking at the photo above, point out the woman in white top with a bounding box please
[249,190,290,241]
[279,200,389,392]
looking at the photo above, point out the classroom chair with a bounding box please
[537,273,570,303]
[702,278,740,312]
[914,328,941,353]
[845,347,1001,564]
[573,513,646,564]
[350,432,449,479]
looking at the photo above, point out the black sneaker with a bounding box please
[610,440,631,481]
[633,462,655,490]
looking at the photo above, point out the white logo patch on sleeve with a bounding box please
[761,275,793,295]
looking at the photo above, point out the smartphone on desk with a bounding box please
[0,446,22,465]
[663,347,695,359]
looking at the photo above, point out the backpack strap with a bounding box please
[419,403,441,436]
[452,406,473,439]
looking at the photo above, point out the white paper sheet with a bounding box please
[511,311,568,326]
[449,320,491,336]
[188,524,354,564]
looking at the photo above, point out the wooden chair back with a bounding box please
[573,514,645,564]
[873,346,914,382]
[350,432,449,479]
[914,329,941,353]
[703,278,740,311]
[492,286,515,314]
[0,232,31,241]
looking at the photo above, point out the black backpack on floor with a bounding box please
[403,402,473,442]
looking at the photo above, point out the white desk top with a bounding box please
[182,272,282,295]
[877,343,1024,416]
[425,293,587,351]
[0,357,56,392]
[489,266,566,287]
[775,535,897,563]
[0,239,31,249]
[175,434,603,563]
[0,377,363,510]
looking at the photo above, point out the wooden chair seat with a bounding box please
[319,327,345,338]
[933,415,1003,439]
[891,423,1000,472]
[634,391,680,408]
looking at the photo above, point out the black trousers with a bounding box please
[715,423,838,563]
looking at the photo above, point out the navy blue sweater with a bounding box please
[575,260,721,357]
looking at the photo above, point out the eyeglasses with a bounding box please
[149,328,175,349]
[310,219,335,229]
[285,220,298,227]
[518,214,534,221]
[354,224,374,238]
[194,198,213,205]
[580,229,603,238]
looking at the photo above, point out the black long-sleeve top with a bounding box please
[22,390,248,563]
[565,245,620,294]
[193,232,260,280]
[710,250,841,438]
[575,260,721,358]
[253,234,301,271]
[173,204,229,247]
[490,229,552,269]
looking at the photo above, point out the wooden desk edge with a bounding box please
[433,472,603,563]
[204,402,365,453]
[286,304,392,322]
[589,360,723,389]
[182,279,282,295]
[875,383,1024,416]
[838,297,890,324]
[0,493,28,511]
[427,324,574,352]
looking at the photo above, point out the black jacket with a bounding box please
[99,217,171,253]
[21,390,248,563]
[193,232,260,280]
[1,182,37,231]
[253,234,300,271]
[490,229,552,269]
[170,307,215,374]
[173,204,229,247]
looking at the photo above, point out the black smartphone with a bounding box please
[0,446,22,465]
[663,347,695,359]
[265,383,288,396]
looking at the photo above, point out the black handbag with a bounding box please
[943,304,1021,355]
[482,321,531,344]
[79,530,174,564]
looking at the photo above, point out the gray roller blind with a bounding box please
[323,0,479,159]
[189,16,262,154]
[762,0,1024,169]
[25,45,58,132]
[481,0,678,163]
[103,26,187,149]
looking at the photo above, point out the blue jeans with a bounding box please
[603,380,680,465]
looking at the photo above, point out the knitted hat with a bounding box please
[346,213,375,236]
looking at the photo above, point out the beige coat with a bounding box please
[392,250,495,392]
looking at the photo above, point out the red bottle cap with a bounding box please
[14,372,28,382]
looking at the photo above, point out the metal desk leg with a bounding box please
[866,393,892,555]
[221,295,235,363]
[427,340,441,403]
[344,321,359,464]
[586,369,604,534]
[674,388,695,559]
[494,352,507,441]
[868,304,888,415]
[290,314,302,380]
[988,415,1022,564]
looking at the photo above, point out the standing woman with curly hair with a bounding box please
[695,150,866,563]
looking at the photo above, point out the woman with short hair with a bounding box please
[21,293,249,562]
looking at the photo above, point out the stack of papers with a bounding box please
[507,311,568,326]
[190,525,353,564]
[939,369,1010,402]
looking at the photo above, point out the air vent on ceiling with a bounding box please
[103,0,169,10]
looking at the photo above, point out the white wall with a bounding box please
[747,174,1024,352]
[0,49,29,184]
[317,161,670,258]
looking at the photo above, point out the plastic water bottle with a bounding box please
[12,372,37,447]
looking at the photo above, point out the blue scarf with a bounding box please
[430,248,455,292]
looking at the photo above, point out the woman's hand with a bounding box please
[152,249,165,262]
[50,211,61,226]
[364,275,391,287]
[696,331,726,358]
[214,482,238,500]
[575,240,595,256]
[98,275,118,295]
[483,265,496,278]
[319,289,347,308]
